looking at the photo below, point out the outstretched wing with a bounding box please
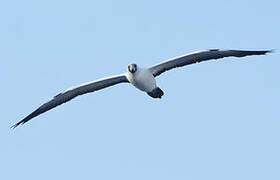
[149,49,271,77]
[12,74,129,128]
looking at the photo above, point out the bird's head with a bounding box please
[127,63,137,73]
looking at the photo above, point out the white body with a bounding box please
[13,49,271,128]
[126,67,156,92]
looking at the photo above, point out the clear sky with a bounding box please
[1,0,279,179]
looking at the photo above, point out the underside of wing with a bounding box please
[149,49,272,77]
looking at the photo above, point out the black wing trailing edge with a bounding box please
[149,49,273,77]
[12,75,128,129]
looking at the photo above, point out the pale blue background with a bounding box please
[1,0,279,179]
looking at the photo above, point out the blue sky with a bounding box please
[1,0,279,179]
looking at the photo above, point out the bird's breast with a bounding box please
[126,68,156,92]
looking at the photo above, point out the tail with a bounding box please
[147,87,164,99]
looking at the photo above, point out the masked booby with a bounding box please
[12,49,271,128]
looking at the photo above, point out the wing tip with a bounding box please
[11,119,29,129]
[10,124,17,129]
[267,49,275,54]
[11,111,37,129]
[235,49,274,57]
[208,49,273,55]
[10,121,24,129]
[260,49,274,56]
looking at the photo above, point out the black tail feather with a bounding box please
[147,87,164,99]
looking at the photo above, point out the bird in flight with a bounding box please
[12,49,271,128]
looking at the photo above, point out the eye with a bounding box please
[133,65,137,71]
[128,65,132,71]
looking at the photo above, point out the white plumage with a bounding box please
[126,67,156,92]
[12,49,271,128]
